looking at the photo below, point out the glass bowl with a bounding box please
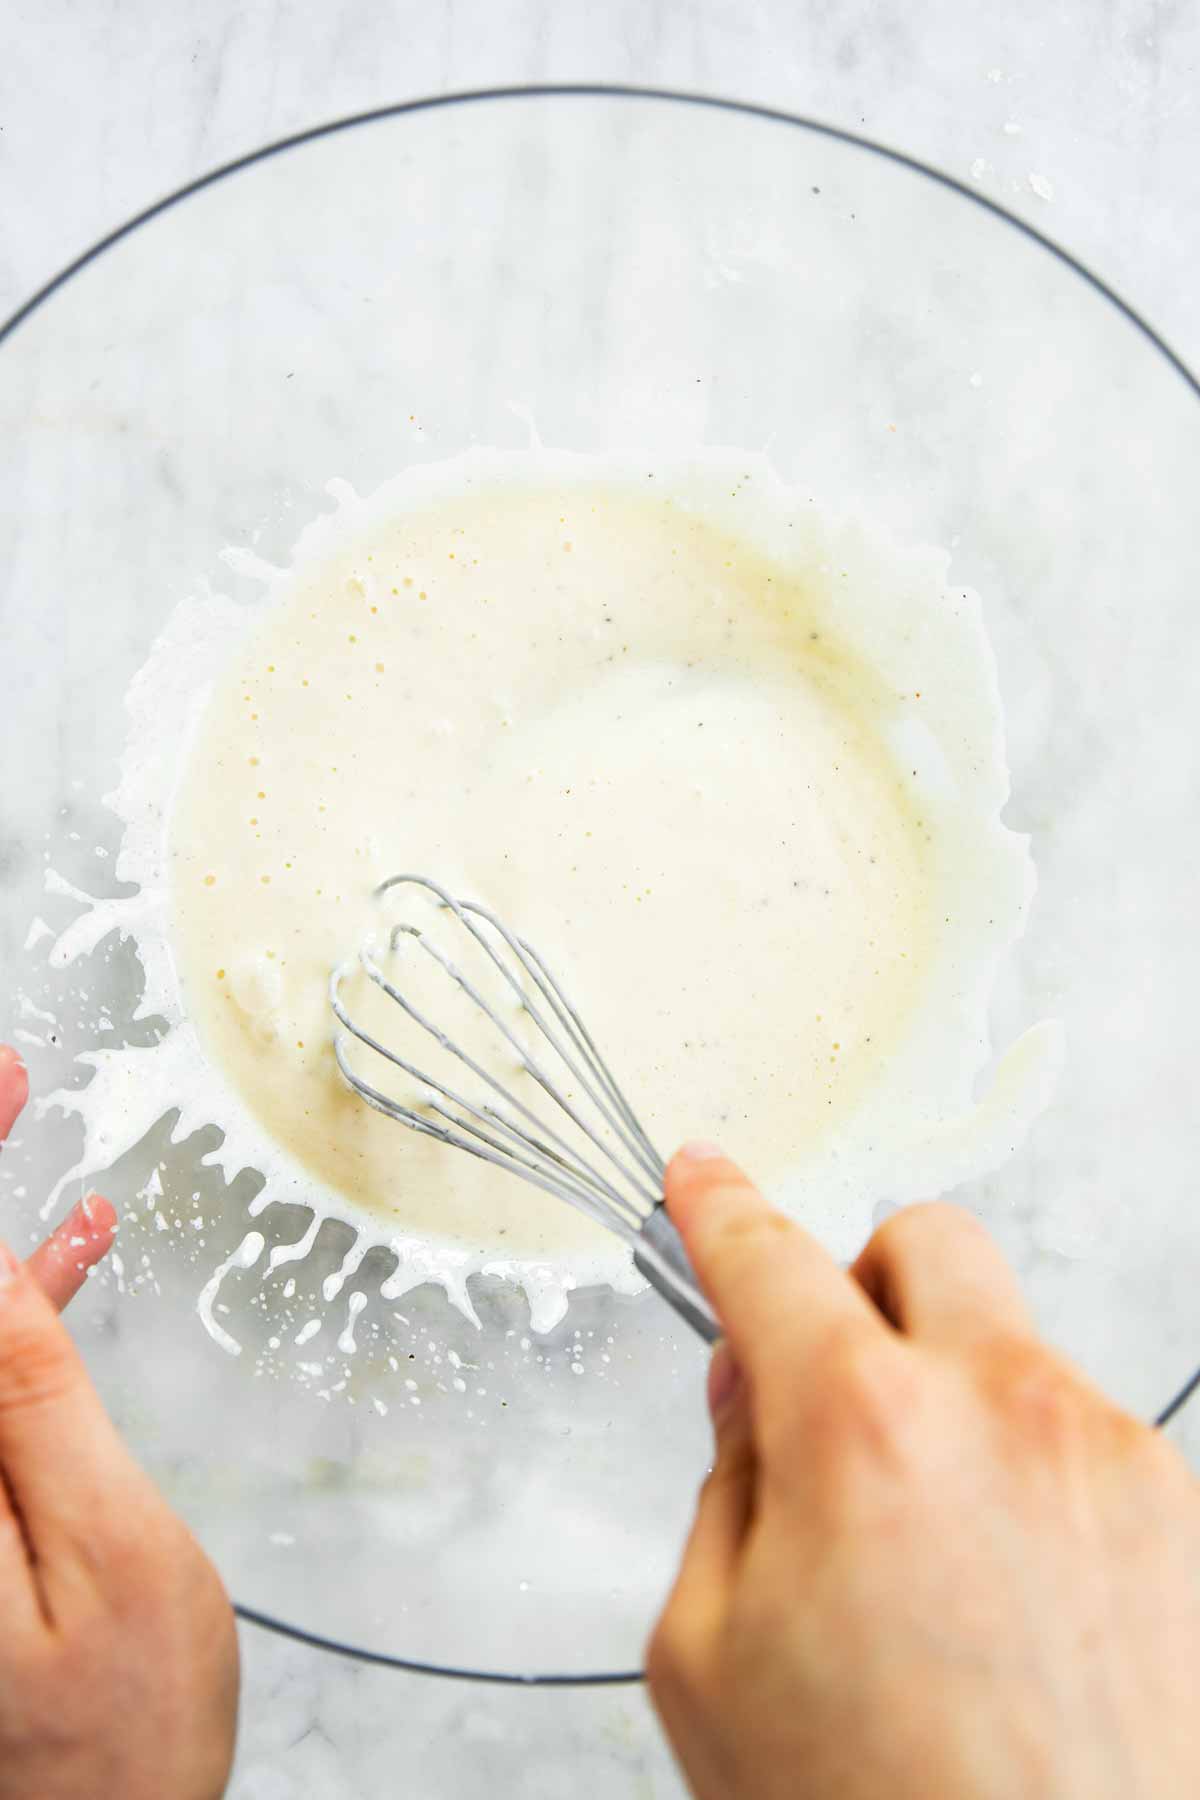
[1,87,1198,1684]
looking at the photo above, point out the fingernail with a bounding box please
[707,1342,742,1419]
[79,1194,118,1233]
[678,1140,725,1163]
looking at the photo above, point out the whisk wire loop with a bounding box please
[331,874,720,1342]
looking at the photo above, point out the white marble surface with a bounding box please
[2,3,1199,1795]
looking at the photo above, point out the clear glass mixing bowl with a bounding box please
[1,88,1198,1683]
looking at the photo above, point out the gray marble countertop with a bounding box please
[2,3,1197,1794]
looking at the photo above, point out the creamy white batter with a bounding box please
[165,451,1057,1290]
[41,450,1061,1336]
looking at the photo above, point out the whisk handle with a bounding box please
[634,1205,722,1345]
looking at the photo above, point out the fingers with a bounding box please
[665,1143,880,1405]
[0,1468,45,1637]
[0,1045,29,1140]
[676,1344,757,1597]
[0,1048,128,1630]
[0,1240,137,1618]
[26,1195,119,1312]
[1,1047,119,1309]
[850,1201,1033,1349]
[651,1342,756,1688]
[0,1250,44,1649]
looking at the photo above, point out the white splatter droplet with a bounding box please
[337,1290,368,1355]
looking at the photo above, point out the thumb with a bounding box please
[664,1142,879,1412]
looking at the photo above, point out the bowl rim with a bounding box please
[4,81,1198,1686]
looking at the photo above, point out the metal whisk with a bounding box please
[329,874,719,1343]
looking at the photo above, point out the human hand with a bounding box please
[0,1044,119,1307]
[0,1044,239,1800]
[648,1143,1200,1800]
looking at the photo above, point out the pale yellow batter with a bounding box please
[170,475,934,1261]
